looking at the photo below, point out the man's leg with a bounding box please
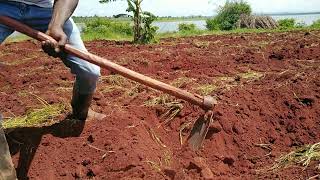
[0,115,17,180]
[0,2,22,179]
[25,5,105,120]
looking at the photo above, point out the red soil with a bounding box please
[1,30,320,179]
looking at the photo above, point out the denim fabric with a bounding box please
[0,1,100,94]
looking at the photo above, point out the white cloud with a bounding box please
[74,0,320,17]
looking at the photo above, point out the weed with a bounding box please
[146,160,162,172]
[144,124,167,148]
[160,102,183,125]
[101,75,128,86]
[170,77,193,88]
[268,142,320,172]
[192,40,210,48]
[196,84,217,96]
[2,103,66,129]
[145,150,173,172]
[179,121,192,145]
[162,150,172,166]
[100,75,134,94]
[238,71,264,80]
[144,94,170,106]
[145,94,183,125]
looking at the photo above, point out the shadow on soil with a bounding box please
[6,117,85,180]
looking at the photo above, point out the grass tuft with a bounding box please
[144,124,167,148]
[170,77,193,88]
[160,102,183,125]
[2,103,66,129]
[145,94,183,125]
[238,71,264,80]
[268,142,320,172]
[196,84,217,96]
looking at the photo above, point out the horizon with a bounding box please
[72,11,320,18]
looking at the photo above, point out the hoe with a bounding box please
[0,15,217,151]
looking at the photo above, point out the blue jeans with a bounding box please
[0,1,100,94]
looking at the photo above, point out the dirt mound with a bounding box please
[1,30,320,179]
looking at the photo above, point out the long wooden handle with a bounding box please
[0,16,215,110]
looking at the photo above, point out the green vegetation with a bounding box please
[178,23,197,32]
[206,18,220,31]
[311,19,320,28]
[278,18,295,29]
[207,0,252,30]
[139,11,158,43]
[99,0,158,43]
[82,17,133,41]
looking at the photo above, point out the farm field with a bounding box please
[0,30,320,179]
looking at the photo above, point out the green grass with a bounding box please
[81,32,132,41]
[5,22,320,43]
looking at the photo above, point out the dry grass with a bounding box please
[143,77,192,124]
[144,123,167,148]
[0,54,38,66]
[144,94,183,125]
[268,142,320,172]
[192,40,210,48]
[194,70,264,95]
[179,121,192,145]
[145,150,173,172]
[160,102,183,125]
[2,103,66,129]
[100,74,138,95]
[170,77,193,88]
[238,71,264,80]
[195,84,217,96]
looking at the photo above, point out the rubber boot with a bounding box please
[0,114,17,180]
[71,88,93,120]
[71,89,106,121]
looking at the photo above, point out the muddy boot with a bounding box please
[0,115,17,180]
[71,90,106,121]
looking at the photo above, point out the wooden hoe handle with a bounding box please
[0,16,216,110]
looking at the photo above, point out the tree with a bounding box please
[99,0,157,43]
[207,0,252,31]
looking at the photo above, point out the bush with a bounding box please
[311,19,320,28]
[277,18,295,29]
[206,18,220,30]
[208,0,252,31]
[84,17,133,36]
[178,23,197,32]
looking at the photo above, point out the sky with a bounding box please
[74,0,320,17]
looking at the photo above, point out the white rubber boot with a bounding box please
[0,115,17,180]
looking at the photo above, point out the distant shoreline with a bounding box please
[73,12,320,20]
[258,12,320,16]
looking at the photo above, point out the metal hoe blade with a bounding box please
[188,111,214,151]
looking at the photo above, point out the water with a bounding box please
[271,14,320,25]
[153,20,207,33]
